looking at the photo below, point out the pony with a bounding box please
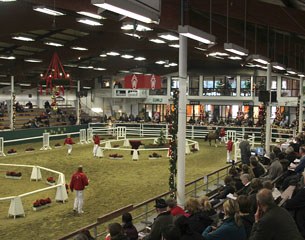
[205,130,220,147]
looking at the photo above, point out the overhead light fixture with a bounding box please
[164,64,170,68]
[0,55,15,60]
[228,56,242,60]
[168,62,178,67]
[121,22,152,31]
[77,18,102,26]
[124,33,141,39]
[71,46,88,51]
[271,62,286,71]
[224,43,248,56]
[12,36,35,42]
[178,25,215,44]
[194,46,207,52]
[91,0,159,24]
[44,42,64,47]
[33,6,65,16]
[78,65,94,69]
[119,70,130,73]
[247,54,270,65]
[0,0,17,2]
[106,51,120,56]
[121,54,134,59]
[134,57,146,61]
[83,86,92,89]
[155,60,167,65]
[158,33,179,41]
[19,83,31,87]
[298,72,305,77]
[169,43,180,48]
[77,11,104,20]
[93,67,106,71]
[287,68,297,75]
[99,53,107,57]
[149,38,165,44]
[208,52,229,57]
[64,64,78,68]
[24,58,42,63]
[0,82,11,85]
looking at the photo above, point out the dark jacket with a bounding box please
[112,234,129,240]
[252,164,265,178]
[202,217,247,240]
[181,232,204,240]
[144,211,173,240]
[188,211,213,235]
[215,185,235,199]
[123,223,138,240]
[240,214,255,239]
[249,204,303,240]
[239,140,251,165]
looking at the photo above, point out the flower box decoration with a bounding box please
[54,143,62,148]
[191,145,198,153]
[25,147,35,152]
[46,177,56,185]
[32,197,52,211]
[5,171,22,179]
[109,153,123,160]
[113,144,120,148]
[149,152,162,159]
[7,149,17,155]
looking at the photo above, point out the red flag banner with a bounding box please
[124,74,161,89]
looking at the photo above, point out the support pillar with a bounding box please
[10,76,14,130]
[298,77,304,134]
[76,80,80,125]
[265,63,271,154]
[177,33,187,207]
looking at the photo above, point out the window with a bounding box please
[240,76,251,96]
[98,77,111,88]
[189,76,199,96]
[281,77,299,97]
[202,76,237,96]
[150,76,167,95]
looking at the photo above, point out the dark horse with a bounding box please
[205,130,220,147]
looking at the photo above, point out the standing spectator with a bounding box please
[226,137,233,163]
[239,134,251,165]
[44,100,51,109]
[249,188,303,240]
[92,135,100,157]
[202,199,246,240]
[69,165,89,214]
[122,212,138,240]
[64,134,75,155]
[144,198,173,240]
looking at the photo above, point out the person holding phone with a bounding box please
[249,188,302,240]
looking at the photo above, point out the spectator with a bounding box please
[74,230,94,240]
[199,196,217,223]
[25,101,33,109]
[44,100,51,109]
[144,198,173,240]
[184,198,213,234]
[122,212,138,240]
[249,188,303,240]
[239,134,251,165]
[237,195,254,239]
[69,165,89,214]
[239,174,252,195]
[248,178,263,214]
[202,199,246,240]
[161,224,181,240]
[228,167,243,191]
[106,223,128,240]
[215,176,235,200]
[250,156,266,178]
[262,153,283,181]
[174,215,204,240]
[166,198,188,217]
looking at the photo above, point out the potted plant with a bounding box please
[149,152,162,159]
[25,147,35,152]
[7,149,17,155]
[54,143,61,148]
[32,197,52,211]
[5,171,22,179]
[46,177,56,185]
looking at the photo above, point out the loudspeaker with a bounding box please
[258,91,269,102]
[271,91,277,102]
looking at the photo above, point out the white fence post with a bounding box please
[117,127,126,140]
[132,149,139,161]
[8,197,25,219]
[105,141,112,149]
[30,166,42,181]
[234,141,241,161]
[56,174,68,202]
[79,129,87,144]
[40,133,52,150]
[0,137,5,156]
[87,128,93,143]
[227,130,237,142]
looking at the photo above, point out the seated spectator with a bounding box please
[74,229,94,240]
[248,178,263,214]
[15,101,24,112]
[161,224,181,240]
[105,222,128,240]
[44,100,51,109]
[250,156,266,178]
[166,198,188,217]
[184,198,213,235]
[241,164,255,179]
[122,212,138,240]
[215,176,236,200]
[199,196,217,224]
[262,180,282,202]
[239,174,252,195]
[261,154,283,181]
[228,167,243,191]
[237,195,254,239]
[25,101,33,109]
[202,199,246,240]
[143,198,173,240]
[174,215,204,240]
[249,188,303,240]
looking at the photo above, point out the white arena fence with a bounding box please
[0,163,68,219]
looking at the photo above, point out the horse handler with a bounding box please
[70,165,89,214]
[226,137,233,163]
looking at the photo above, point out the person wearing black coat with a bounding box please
[237,195,255,239]
[174,215,204,240]
[122,212,138,240]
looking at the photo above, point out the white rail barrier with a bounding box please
[0,137,5,156]
[79,129,87,144]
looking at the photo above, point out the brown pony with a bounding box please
[205,130,220,147]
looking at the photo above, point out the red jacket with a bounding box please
[170,206,189,217]
[64,137,74,145]
[93,136,100,145]
[227,140,233,152]
[70,171,89,191]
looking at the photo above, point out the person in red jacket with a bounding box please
[70,165,89,214]
[92,134,100,157]
[220,128,226,143]
[226,137,233,163]
[64,134,74,155]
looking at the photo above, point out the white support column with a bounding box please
[298,77,304,133]
[0,137,5,157]
[30,166,42,181]
[40,133,52,150]
[10,76,14,130]
[177,33,187,207]
[8,197,25,219]
[265,63,271,154]
[76,80,80,125]
[79,129,87,144]
[87,128,93,143]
